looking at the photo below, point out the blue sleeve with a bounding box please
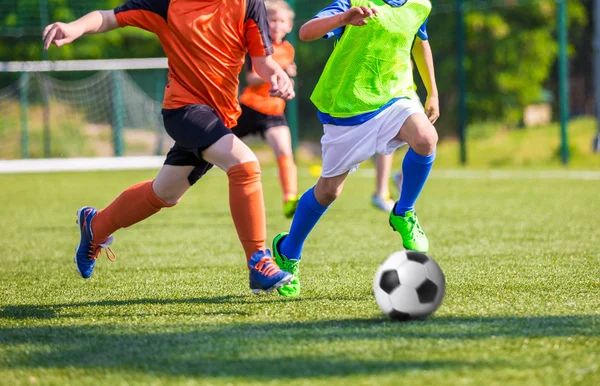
[417,18,428,40]
[313,0,351,40]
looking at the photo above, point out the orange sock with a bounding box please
[277,154,298,201]
[91,180,174,243]
[227,161,266,261]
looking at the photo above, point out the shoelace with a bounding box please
[254,257,279,277]
[282,258,299,272]
[407,216,426,238]
[88,235,116,262]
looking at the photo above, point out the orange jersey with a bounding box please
[114,0,273,128]
[239,41,295,116]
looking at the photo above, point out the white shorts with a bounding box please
[320,98,426,178]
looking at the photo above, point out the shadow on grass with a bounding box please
[0,323,478,379]
[0,296,247,319]
[1,299,598,342]
[0,295,364,320]
[0,294,597,379]
[0,314,597,379]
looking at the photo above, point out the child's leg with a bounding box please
[75,160,196,279]
[92,165,190,243]
[203,134,267,260]
[273,119,379,296]
[393,114,437,215]
[371,154,395,212]
[373,100,436,253]
[280,172,348,260]
[374,154,393,199]
[279,119,378,259]
[264,125,298,201]
[205,133,292,293]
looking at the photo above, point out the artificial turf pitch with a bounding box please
[0,168,598,385]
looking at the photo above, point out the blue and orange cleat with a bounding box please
[248,249,293,295]
[74,206,115,279]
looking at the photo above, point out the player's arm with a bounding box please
[246,71,265,86]
[412,38,440,124]
[299,6,378,42]
[251,56,295,100]
[244,57,266,86]
[285,62,297,77]
[43,10,118,50]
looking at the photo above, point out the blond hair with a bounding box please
[265,0,295,20]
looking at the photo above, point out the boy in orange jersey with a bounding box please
[233,0,299,218]
[42,0,295,294]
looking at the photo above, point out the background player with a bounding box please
[271,0,437,297]
[42,0,295,294]
[233,0,299,218]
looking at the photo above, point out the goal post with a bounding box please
[0,58,169,159]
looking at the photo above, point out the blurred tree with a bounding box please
[0,0,163,61]
[0,0,589,137]
[294,0,588,136]
[430,0,587,128]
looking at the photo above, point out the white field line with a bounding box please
[0,156,164,173]
[0,157,599,180]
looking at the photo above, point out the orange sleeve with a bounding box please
[244,0,273,57]
[114,0,169,34]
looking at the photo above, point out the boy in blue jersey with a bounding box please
[273,0,438,296]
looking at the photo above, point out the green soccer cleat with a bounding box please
[389,207,429,253]
[272,232,301,296]
[283,196,299,219]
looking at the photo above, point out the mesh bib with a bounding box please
[311,0,431,118]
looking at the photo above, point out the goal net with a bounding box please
[0,58,173,160]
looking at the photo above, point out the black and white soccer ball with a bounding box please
[373,251,445,321]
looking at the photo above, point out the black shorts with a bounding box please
[162,104,232,186]
[231,104,288,139]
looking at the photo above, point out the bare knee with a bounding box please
[152,166,195,206]
[411,126,438,156]
[322,184,343,204]
[203,134,258,171]
[314,177,345,206]
[153,184,183,206]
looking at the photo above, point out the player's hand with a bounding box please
[43,22,84,50]
[341,6,378,27]
[285,62,297,77]
[425,94,440,124]
[269,71,295,101]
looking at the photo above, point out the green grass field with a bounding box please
[0,168,599,385]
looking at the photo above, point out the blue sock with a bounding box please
[280,186,328,260]
[394,148,435,216]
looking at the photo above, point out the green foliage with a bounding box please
[294,0,588,135]
[426,0,587,131]
[0,0,163,61]
[0,0,590,137]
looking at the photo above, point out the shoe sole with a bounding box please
[74,207,89,279]
[250,274,293,296]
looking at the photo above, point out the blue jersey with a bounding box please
[314,0,429,126]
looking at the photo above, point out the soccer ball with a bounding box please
[373,251,445,321]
